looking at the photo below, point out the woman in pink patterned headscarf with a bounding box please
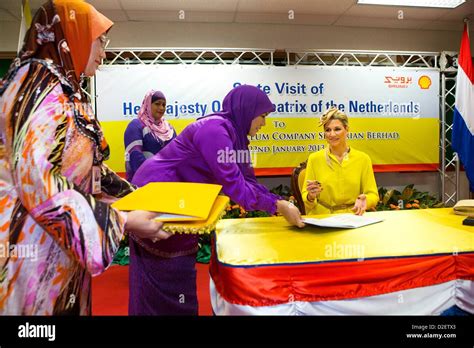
[124,90,176,180]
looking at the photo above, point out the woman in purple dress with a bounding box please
[130,85,304,315]
[124,90,176,181]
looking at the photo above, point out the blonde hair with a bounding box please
[319,107,349,129]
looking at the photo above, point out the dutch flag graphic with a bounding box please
[452,23,474,192]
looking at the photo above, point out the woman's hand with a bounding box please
[306,180,323,202]
[352,194,367,216]
[125,210,172,242]
[277,200,305,228]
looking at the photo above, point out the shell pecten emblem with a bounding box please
[418,75,432,89]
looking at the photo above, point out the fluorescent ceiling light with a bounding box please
[357,0,465,8]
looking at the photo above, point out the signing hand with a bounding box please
[125,210,172,242]
[277,200,305,228]
[352,194,367,216]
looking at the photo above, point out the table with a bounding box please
[209,208,474,315]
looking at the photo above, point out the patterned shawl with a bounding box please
[0,0,113,161]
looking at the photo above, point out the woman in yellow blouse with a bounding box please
[302,107,378,215]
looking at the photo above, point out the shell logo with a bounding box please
[418,75,431,89]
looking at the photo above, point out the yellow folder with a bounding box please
[112,182,230,234]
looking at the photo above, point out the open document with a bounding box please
[303,214,384,229]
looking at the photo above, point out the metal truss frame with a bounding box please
[102,48,276,66]
[440,51,461,205]
[286,50,439,68]
[93,48,459,203]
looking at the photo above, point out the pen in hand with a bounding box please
[307,180,322,200]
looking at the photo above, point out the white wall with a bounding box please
[0,22,21,53]
[99,22,466,52]
[1,21,470,52]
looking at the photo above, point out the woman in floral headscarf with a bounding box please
[0,0,170,315]
[124,90,176,181]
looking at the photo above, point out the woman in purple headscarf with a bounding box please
[124,90,176,181]
[129,85,304,315]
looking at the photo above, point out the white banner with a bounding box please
[95,64,440,172]
[95,65,439,121]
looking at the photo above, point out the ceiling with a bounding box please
[0,0,472,31]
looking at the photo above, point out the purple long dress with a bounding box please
[129,85,280,315]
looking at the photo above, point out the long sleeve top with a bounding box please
[302,148,379,215]
[132,116,280,256]
[0,62,133,315]
[124,118,176,181]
